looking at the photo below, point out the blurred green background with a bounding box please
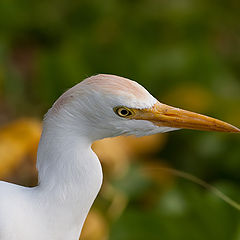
[0,0,240,239]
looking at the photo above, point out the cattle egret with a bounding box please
[0,74,239,240]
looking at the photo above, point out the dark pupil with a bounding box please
[120,109,128,115]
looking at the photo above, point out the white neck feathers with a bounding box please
[35,115,103,237]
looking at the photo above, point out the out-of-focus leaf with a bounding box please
[92,137,130,178]
[0,118,41,178]
[93,135,166,178]
[124,134,167,156]
[81,210,108,240]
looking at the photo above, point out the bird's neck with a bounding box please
[35,119,103,236]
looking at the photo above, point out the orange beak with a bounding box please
[132,102,240,133]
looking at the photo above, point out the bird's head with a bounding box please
[48,74,240,141]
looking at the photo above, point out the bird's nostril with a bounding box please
[164,113,178,117]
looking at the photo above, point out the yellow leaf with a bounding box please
[0,118,42,178]
[81,210,108,240]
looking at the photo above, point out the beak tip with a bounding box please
[234,127,240,133]
[227,125,240,133]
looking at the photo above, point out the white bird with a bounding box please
[0,74,239,240]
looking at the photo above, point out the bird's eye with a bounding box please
[114,107,133,117]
